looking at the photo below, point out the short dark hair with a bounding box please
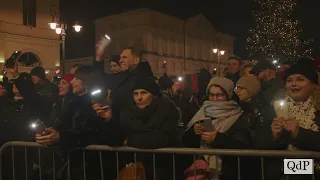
[228,55,242,65]
[122,46,141,58]
[72,64,82,68]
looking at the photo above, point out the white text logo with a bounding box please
[283,159,314,175]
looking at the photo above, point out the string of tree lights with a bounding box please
[246,0,313,62]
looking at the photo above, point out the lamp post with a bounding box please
[48,5,82,75]
[212,48,225,76]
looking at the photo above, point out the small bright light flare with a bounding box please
[30,123,37,129]
[73,25,82,32]
[277,65,281,68]
[49,22,57,29]
[273,60,278,64]
[45,70,49,74]
[178,76,183,81]
[279,101,285,107]
[55,28,62,34]
[220,50,225,55]
[164,61,167,64]
[214,68,217,71]
[212,49,218,53]
[91,89,101,96]
[105,34,110,40]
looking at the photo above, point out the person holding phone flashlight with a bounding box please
[256,58,320,179]
[36,66,122,179]
[266,59,320,147]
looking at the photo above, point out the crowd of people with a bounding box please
[0,42,320,180]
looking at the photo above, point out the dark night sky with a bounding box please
[60,0,320,60]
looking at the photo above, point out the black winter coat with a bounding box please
[182,114,251,180]
[119,94,179,180]
[120,94,179,149]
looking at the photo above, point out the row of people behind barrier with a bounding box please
[0,44,320,180]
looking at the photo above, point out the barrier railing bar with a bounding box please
[83,151,86,180]
[116,152,119,178]
[261,157,264,180]
[99,152,104,180]
[193,154,196,180]
[24,147,28,180]
[38,148,42,180]
[153,153,156,180]
[2,142,320,158]
[52,151,56,180]
[67,150,70,180]
[12,146,15,180]
[237,157,241,180]
[172,154,175,180]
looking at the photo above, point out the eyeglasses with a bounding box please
[234,86,246,91]
[208,93,225,99]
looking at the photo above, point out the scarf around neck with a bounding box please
[130,96,159,123]
[187,100,242,133]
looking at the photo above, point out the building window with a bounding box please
[179,41,184,57]
[171,40,175,55]
[17,52,41,67]
[23,0,36,27]
[202,44,208,60]
[162,38,167,54]
[197,44,201,59]
[152,35,158,52]
[175,41,179,56]
[167,40,170,55]
[191,44,195,58]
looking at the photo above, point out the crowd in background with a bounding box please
[0,41,320,180]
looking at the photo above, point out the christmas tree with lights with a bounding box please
[246,0,312,62]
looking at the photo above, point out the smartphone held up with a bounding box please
[30,119,47,136]
[5,51,21,69]
[199,117,213,132]
[273,100,289,119]
[91,89,109,109]
[97,34,112,53]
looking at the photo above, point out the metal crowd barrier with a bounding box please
[1,141,320,180]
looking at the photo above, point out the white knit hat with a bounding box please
[206,77,234,100]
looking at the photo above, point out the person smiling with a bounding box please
[258,58,320,180]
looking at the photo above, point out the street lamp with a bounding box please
[212,48,226,76]
[73,22,82,32]
[49,5,83,75]
[55,27,62,34]
[49,16,57,29]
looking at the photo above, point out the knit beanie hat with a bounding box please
[236,76,261,97]
[158,73,174,90]
[30,67,46,80]
[62,74,74,84]
[110,55,120,65]
[285,58,318,84]
[206,77,234,100]
[133,77,160,96]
